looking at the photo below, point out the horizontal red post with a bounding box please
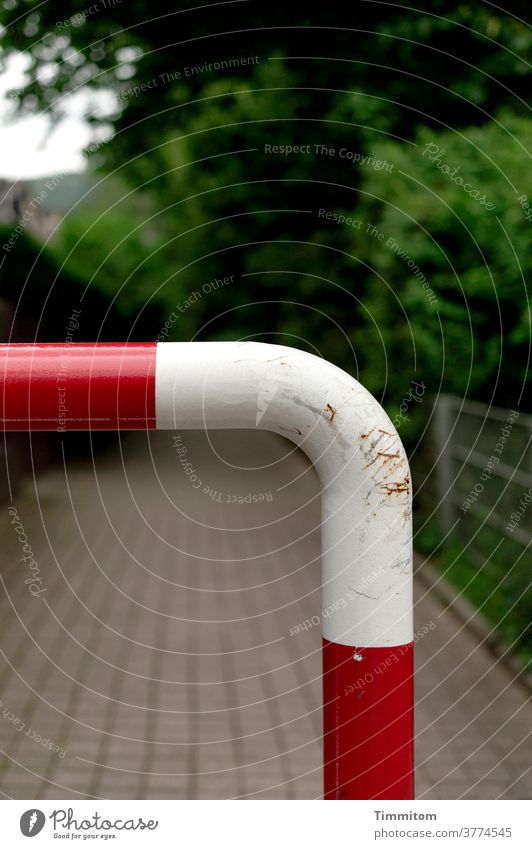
[0,343,156,431]
[323,639,414,799]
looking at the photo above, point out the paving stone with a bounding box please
[0,431,529,799]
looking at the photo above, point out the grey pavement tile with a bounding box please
[1,431,529,800]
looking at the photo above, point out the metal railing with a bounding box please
[434,394,532,550]
[0,341,414,801]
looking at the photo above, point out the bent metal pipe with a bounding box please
[0,341,414,799]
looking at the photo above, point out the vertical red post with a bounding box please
[323,640,414,799]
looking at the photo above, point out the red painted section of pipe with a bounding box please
[0,343,156,431]
[323,639,414,799]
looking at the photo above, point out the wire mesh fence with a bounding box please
[430,395,531,660]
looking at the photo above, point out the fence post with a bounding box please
[0,341,414,799]
[434,394,456,534]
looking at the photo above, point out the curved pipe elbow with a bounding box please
[156,342,413,648]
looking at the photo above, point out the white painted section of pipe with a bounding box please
[156,341,413,647]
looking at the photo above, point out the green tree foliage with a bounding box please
[2,0,530,418]
[0,222,161,339]
[1,2,530,656]
[3,2,530,141]
[347,114,532,417]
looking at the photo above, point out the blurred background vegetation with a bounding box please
[0,1,530,661]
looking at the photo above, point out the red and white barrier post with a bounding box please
[0,341,414,799]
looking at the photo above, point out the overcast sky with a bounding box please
[0,52,114,180]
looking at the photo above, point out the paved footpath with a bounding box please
[0,432,529,799]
